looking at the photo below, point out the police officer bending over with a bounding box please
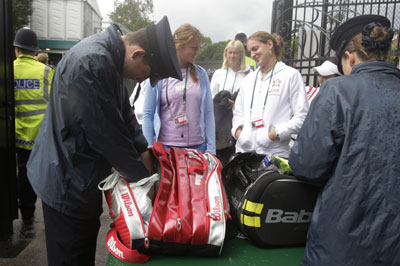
[27,17,182,266]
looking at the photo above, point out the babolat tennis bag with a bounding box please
[100,142,230,263]
[222,152,320,247]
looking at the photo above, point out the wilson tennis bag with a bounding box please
[222,152,320,247]
[137,142,230,256]
[100,142,230,263]
[99,172,156,263]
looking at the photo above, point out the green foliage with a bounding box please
[12,0,33,36]
[198,40,230,61]
[110,0,154,32]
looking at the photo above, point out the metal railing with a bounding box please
[272,0,400,86]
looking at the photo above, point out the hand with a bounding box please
[235,127,243,139]
[268,129,278,141]
[228,99,235,109]
[140,150,156,175]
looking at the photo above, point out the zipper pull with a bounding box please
[207,212,218,221]
[144,234,150,248]
[177,217,182,231]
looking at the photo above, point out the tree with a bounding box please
[109,0,154,32]
[12,0,33,36]
[198,40,229,61]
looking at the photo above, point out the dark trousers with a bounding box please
[16,148,37,219]
[42,202,101,266]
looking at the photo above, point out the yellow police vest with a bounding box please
[245,56,257,71]
[14,54,54,150]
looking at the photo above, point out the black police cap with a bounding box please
[329,15,391,74]
[13,28,41,52]
[146,16,182,87]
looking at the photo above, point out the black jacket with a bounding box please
[290,60,400,266]
[27,25,148,219]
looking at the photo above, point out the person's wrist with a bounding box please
[235,126,242,139]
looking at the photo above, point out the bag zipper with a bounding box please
[122,178,150,248]
[174,149,183,232]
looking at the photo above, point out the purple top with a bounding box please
[158,68,203,147]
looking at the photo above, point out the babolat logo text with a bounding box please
[107,236,124,258]
[265,209,312,223]
[121,192,134,217]
[14,79,40,89]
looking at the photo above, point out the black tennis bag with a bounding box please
[222,152,320,247]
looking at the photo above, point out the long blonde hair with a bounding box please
[222,40,246,70]
[174,24,202,82]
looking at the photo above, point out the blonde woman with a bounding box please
[210,40,251,98]
[210,40,251,165]
[142,24,215,154]
[232,31,309,158]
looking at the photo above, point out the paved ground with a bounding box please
[0,199,112,266]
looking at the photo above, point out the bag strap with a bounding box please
[98,171,120,191]
[106,227,151,263]
[152,141,166,156]
[184,149,208,174]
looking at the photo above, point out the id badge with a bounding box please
[251,118,264,128]
[174,114,189,126]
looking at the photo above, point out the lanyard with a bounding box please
[250,63,276,118]
[165,66,189,117]
[222,68,238,92]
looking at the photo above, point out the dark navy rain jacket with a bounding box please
[27,25,148,220]
[289,60,400,266]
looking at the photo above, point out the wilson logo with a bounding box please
[121,192,134,217]
[107,236,124,258]
[212,196,222,221]
[265,209,312,223]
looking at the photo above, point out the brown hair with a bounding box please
[343,25,393,61]
[124,28,151,65]
[174,24,202,82]
[37,53,49,64]
[248,31,285,61]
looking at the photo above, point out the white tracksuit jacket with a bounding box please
[232,61,309,158]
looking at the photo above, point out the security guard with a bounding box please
[13,28,54,225]
[235,32,257,71]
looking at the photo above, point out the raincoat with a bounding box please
[27,25,149,219]
[289,60,400,266]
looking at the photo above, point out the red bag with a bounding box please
[101,142,230,263]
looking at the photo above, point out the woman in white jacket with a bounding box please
[210,40,251,98]
[210,40,251,165]
[232,31,309,158]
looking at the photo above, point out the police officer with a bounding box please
[27,17,182,266]
[13,28,54,225]
[235,32,257,71]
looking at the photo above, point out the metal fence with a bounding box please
[272,0,400,86]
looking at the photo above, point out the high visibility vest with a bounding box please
[245,56,257,71]
[14,54,54,150]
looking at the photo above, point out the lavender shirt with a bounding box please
[158,69,203,147]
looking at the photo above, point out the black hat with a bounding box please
[329,15,391,74]
[145,16,182,87]
[13,28,41,52]
[235,32,247,44]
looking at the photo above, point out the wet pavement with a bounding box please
[0,199,113,266]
